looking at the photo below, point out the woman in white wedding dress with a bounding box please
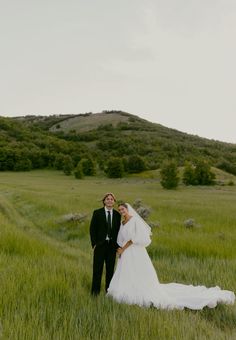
[107,203,235,310]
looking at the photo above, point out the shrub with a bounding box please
[217,160,236,176]
[127,155,146,173]
[74,163,84,179]
[183,162,197,185]
[160,161,179,189]
[80,158,96,176]
[14,158,32,171]
[194,160,215,185]
[54,153,65,170]
[105,157,124,178]
[132,199,151,220]
[183,160,215,186]
[62,155,74,176]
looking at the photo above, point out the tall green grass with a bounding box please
[0,170,235,339]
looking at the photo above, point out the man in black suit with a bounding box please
[90,193,121,295]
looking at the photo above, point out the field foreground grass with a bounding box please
[0,170,235,340]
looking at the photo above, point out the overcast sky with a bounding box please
[0,0,235,143]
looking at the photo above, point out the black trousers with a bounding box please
[91,241,117,295]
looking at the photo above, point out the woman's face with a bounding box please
[118,205,128,217]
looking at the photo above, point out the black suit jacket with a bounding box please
[90,207,121,248]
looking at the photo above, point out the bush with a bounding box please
[194,160,215,185]
[80,158,96,176]
[183,160,215,186]
[160,161,179,189]
[126,155,146,173]
[54,153,66,170]
[74,163,84,179]
[62,155,74,176]
[133,199,151,220]
[217,160,236,176]
[105,157,124,178]
[14,158,32,171]
[183,162,197,185]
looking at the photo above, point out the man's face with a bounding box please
[104,195,115,209]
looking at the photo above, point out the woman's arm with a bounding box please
[117,240,133,256]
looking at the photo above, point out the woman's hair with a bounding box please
[118,202,128,209]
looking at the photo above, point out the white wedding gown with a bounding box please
[107,217,235,310]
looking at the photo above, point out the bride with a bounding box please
[107,203,235,310]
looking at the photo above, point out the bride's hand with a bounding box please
[117,247,123,256]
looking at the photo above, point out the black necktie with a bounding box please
[107,211,112,238]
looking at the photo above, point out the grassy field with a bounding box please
[0,170,235,340]
[50,112,130,133]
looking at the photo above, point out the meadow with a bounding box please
[0,170,235,340]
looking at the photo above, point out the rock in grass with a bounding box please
[57,213,87,224]
[184,218,197,228]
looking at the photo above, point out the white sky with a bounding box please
[0,0,236,143]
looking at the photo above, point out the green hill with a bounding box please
[0,111,235,174]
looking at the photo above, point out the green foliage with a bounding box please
[53,153,65,170]
[74,163,84,179]
[1,113,236,178]
[0,117,89,172]
[80,158,96,176]
[14,158,32,171]
[194,160,215,185]
[217,160,236,176]
[62,155,74,176]
[183,160,216,186]
[183,162,197,185]
[105,157,124,178]
[160,161,179,189]
[126,155,146,173]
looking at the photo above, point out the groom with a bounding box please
[90,192,121,295]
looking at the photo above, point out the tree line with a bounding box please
[1,115,236,181]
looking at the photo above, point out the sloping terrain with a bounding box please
[1,111,235,173]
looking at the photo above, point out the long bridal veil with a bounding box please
[126,203,152,247]
[126,203,152,235]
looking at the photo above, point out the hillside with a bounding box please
[1,110,235,174]
[50,111,133,133]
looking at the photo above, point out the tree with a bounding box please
[105,157,124,178]
[74,163,84,179]
[126,155,146,173]
[183,161,197,185]
[160,161,179,189]
[62,155,74,175]
[54,153,65,170]
[80,158,96,176]
[194,160,215,185]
